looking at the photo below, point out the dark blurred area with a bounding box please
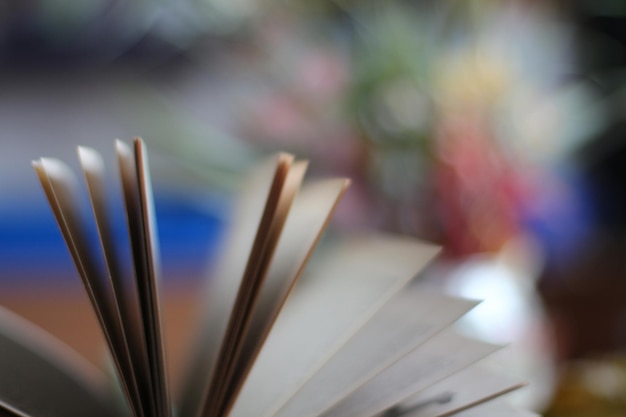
[5,0,626,414]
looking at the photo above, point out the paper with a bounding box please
[179,154,294,417]
[391,365,526,417]
[441,400,540,417]
[229,236,440,417]
[34,157,142,417]
[0,306,119,417]
[273,291,477,417]
[219,179,349,415]
[321,330,501,417]
[28,140,534,417]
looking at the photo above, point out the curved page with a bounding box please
[179,154,293,417]
[273,291,478,417]
[0,305,119,417]
[228,236,440,417]
[440,400,540,417]
[320,330,501,417]
[218,179,349,416]
[391,365,526,417]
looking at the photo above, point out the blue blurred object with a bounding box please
[0,194,224,286]
[522,167,596,274]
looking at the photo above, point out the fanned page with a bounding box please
[78,146,152,417]
[320,329,501,417]
[203,159,308,417]
[388,365,526,417]
[117,140,170,417]
[33,139,171,417]
[178,154,295,417]
[438,401,540,417]
[29,138,534,417]
[0,305,118,417]
[228,237,441,417]
[180,156,349,417]
[33,157,142,417]
[217,178,350,416]
[271,290,478,417]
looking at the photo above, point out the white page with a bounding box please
[0,400,29,417]
[394,365,525,417]
[205,160,308,417]
[273,291,477,417]
[228,236,440,417]
[0,305,120,417]
[79,145,152,417]
[321,330,501,417]
[220,179,349,414]
[118,139,170,417]
[34,157,142,417]
[443,401,540,417]
[179,154,292,417]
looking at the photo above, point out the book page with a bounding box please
[439,401,540,417]
[205,160,308,417]
[178,154,293,417]
[391,365,525,417]
[272,291,477,417]
[34,157,143,417]
[219,178,349,415]
[320,330,501,417]
[79,145,152,417]
[0,401,29,417]
[0,305,119,417]
[118,139,171,417]
[228,236,440,417]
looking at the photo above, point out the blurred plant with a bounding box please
[343,1,598,256]
[95,0,601,259]
[345,4,439,238]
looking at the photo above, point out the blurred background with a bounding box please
[3,0,626,414]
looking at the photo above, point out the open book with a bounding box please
[0,137,537,417]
